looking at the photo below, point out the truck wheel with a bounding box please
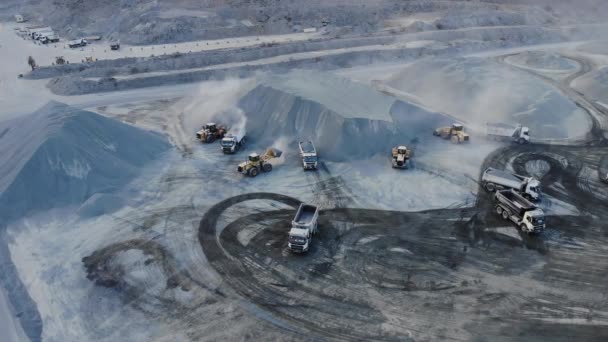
[263,163,272,172]
[518,138,526,145]
[501,209,510,220]
[496,206,503,215]
[485,183,496,192]
[249,167,259,177]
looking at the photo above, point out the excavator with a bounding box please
[433,123,470,144]
[237,148,282,177]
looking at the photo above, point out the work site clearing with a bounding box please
[1,1,608,341]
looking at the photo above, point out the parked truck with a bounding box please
[391,145,411,169]
[237,148,282,177]
[220,129,246,154]
[481,167,541,201]
[494,190,546,234]
[486,123,530,144]
[298,141,318,170]
[39,33,59,44]
[68,38,87,48]
[288,203,319,253]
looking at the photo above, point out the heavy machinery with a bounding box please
[486,123,530,144]
[84,56,96,63]
[237,148,282,177]
[55,56,66,65]
[196,123,227,143]
[433,123,470,143]
[68,38,87,48]
[494,189,546,234]
[481,167,541,201]
[299,141,318,170]
[288,203,319,253]
[110,42,121,50]
[220,128,246,154]
[391,145,411,169]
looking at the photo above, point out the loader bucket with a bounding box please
[265,148,283,159]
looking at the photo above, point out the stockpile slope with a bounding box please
[0,102,171,224]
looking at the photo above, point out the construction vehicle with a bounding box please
[237,148,282,177]
[28,27,52,39]
[68,38,87,48]
[433,123,470,143]
[55,56,66,65]
[196,123,227,143]
[486,123,530,144]
[40,33,59,44]
[391,145,411,169]
[288,203,319,253]
[481,167,541,201]
[110,42,121,50]
[299,141,318,170]
[14,14,25,23]
[494,190,546,234]
[220,128,246,154]
[84,56,96,63]
[33,30,54,41]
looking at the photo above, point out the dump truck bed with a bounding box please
[299,141,316,154]
[293,204,318,226]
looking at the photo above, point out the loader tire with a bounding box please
[518,138,526,145]
[263,163,272,172]
[451,135,460,144]
[249,167,259,177]
[485,183,496,192]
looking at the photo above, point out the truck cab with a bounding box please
[513,124,530,144]
[288,228,311,253]
[524,179,541,201]
[221,136,237,153]
[299,141,318,170]
[521,209,546,234]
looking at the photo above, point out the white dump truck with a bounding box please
[299,141,318,170]
[220,129,246,154]
[486,123,530,144]
[39,32,59,44]
[68,38,87,48]
[288,203,319,253]
[481,167,541,201]
[494,190,546,234]
[29,27,52,39]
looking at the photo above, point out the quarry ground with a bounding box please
[3,2,608,341]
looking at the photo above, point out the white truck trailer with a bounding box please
[486,123,530,144]
[68,38,87,48]
[481,167,541,201]
[299,141,318,170]
[28,27,52,39]
[494,190,546,234]
[288,203,319,253]
[220,129,246,154]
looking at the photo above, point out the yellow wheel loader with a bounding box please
[237,148,283,177]
[433,123,470,143]
[391,145,411,169]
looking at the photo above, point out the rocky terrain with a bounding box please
[2,1,608,342]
